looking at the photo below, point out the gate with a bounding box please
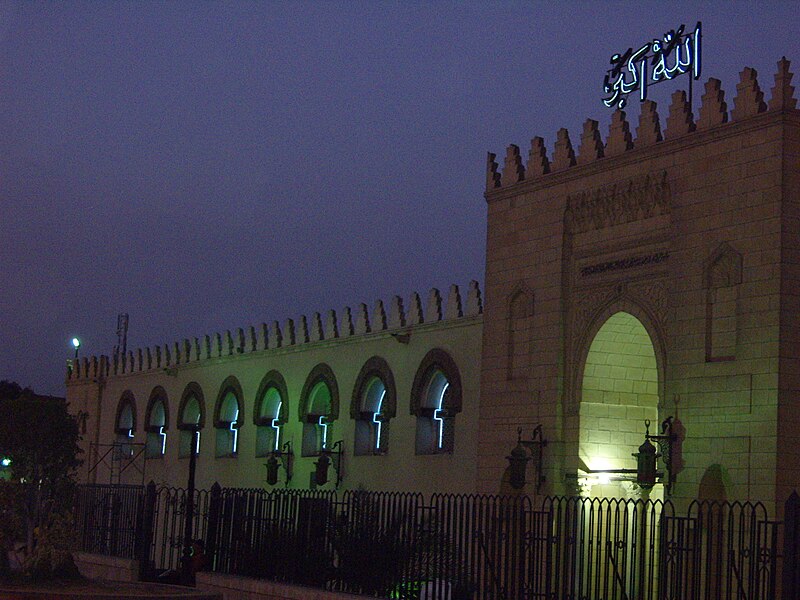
[658,501,778,600]
[522,497,778,600]
[74,483,144,558]
[531,496,668,600]
[147,485,210,574]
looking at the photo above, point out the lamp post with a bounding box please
[181,426,199,585]
[71,337,81,359]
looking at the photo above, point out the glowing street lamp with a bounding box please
[1,457,11,468]
[71,337,81,359]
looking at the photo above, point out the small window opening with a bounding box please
[256,386,284,457]
[115,402,136,458]
[179,395,202,458]
[415,370,454,454]
[354,377,389,455]
[215,391,240,458]
[302,381,332,456]
[145,399,167,458]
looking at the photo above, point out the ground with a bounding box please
[0,576,221,599]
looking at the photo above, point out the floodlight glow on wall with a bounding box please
[573,417,677,494]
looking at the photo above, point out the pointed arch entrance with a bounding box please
[578,310,661,497]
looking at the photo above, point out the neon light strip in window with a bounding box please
[373,390,386,451]
[271,401,282,452]
[230,409,239,454]
[318,415,328,450]
[195,430,201,455]
[159,426,167,454]
[433,382,450,450]
[127,429,134,439]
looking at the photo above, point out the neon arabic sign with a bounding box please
[603,22,702,109]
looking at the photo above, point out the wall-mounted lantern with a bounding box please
[314,440,343,488]
[265,441,293,487]
[506,425,547,491]
[632,417,676,494]
[634,437,658,489]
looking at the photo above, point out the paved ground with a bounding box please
[0,578,222,599]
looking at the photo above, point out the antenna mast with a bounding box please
[116,313,129,358]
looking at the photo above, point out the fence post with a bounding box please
[136,481,157,580]
[205,482,222,570]
[783,491,800,600]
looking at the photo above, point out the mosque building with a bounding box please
[67,56,800,516]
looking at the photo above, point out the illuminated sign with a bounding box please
[603,22,701,109]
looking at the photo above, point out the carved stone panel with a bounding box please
[566,171,670,234]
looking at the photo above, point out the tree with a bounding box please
[0,381,83,577]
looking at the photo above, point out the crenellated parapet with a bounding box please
[66,280,483,382]
[486,58,797,193]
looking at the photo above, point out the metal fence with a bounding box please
[73,483,145,559]
[75,483,796,600]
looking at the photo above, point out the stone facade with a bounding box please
[67,59,800,513]
[67,283,483,495]
[481,59,800,514]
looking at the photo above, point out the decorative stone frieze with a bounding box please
[566,171,670,234]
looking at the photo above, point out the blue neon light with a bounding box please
[271,401,282,452]
[603,22,702,109]
[318,415,329,449]
[230,409,239,454]
[159,426,167,454]
[433,382,450,449]
[373,390,386,450]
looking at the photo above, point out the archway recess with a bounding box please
[579,311,659,497]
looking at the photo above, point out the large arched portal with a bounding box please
[579,311,660,498]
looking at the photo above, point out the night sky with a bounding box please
[2,2,798,395]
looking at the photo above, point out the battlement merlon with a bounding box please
[486,58,797,197]
[65,280,483,383]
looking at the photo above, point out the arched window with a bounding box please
[178,383,205,458]
[114,391,137,457]
[145,387,169,458]
[299,364,339,457]
[214,377,243,458]
[254,371,288,457]
[351,357,396,456]
[411,349,463,455]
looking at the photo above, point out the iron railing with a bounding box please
[74,483,794,599]
[73,483,144,559]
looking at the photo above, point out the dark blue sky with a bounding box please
[2,2,798,395]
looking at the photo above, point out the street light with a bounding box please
[71,337,81,359]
